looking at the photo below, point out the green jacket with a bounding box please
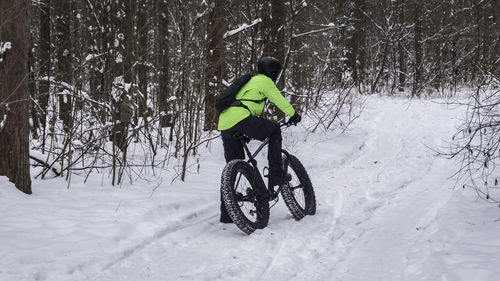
[217,74,295,131]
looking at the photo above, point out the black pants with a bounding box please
[221,116,284,180]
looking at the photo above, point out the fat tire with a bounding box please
[280,152,316,220]
[221,160,270,234]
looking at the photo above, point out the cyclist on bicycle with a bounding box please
[218,57,301,223]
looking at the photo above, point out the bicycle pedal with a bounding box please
[269,191,279,201]
[235,192,244,201]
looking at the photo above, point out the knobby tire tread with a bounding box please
[221,160,270,235]
[280,153,316,220]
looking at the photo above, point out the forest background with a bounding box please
[0,0,498,196]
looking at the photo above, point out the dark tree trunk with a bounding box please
[398,0,406,92]
[263,0,286,89]
[263,0,286,120]
[39,0,50,142]
[0,0,32,194]
[122,0,135,85]
[137,0,149,117]
[347,0,366,86]
[412,0,422,97]
[55,0,73,133]
[203,0,226,131]
[112,0,135,152]
[158,0,172,128]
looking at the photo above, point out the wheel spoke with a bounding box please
[235,172,243,189]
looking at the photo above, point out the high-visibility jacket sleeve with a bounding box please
[260,76,295,117]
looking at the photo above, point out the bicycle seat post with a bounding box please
[240,138,257,167]
[251,137,270,159]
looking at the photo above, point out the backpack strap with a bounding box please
[230,97,267,112]
[230,100,250,111]
[238,98,267,103]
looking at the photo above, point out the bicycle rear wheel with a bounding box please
[221,159,270,234]
[280,151,316,220]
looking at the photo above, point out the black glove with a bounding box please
[288,112,301,124]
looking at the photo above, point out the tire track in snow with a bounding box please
[256,114,381,281]
[245,105,385,281]
[288,166,436,281]
[248,108,383,281]
[291,99,459,281]
[257,220,297,280]
[84,203,218,280]
[284,99,445,281]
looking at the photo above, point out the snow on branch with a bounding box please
[38,76,112,110]
[29,150,61,177]
[224,18,262,39]
[292,24,338,39]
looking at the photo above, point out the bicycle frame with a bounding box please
[236,137,270,196]
[240,121,291,164]
[242,137,270,162]
[232,122,295,198]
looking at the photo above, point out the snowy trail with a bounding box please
[261,99,461,281]
[2,96,500,281]
[85,98,462,281]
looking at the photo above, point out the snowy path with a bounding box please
[2,97,500,281]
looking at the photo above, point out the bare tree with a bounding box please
[19,0,498,189]
[446,72,500,202]
[346,0,366,87]
[55,0,73,132]
[411,0,422,97]
[0,0,32,194]
[38,0,51,152]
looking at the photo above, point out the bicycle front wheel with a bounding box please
[221,159,270,234]
[280,151,316,220]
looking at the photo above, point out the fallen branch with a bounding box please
[30,153,61,177]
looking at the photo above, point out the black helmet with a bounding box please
[258,57,282,82]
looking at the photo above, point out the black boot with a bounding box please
[220,202,233,223]
[268,172,292,199]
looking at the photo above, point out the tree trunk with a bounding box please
[0,0,32,194]
[371,38,390,93]
[112,0,135,152]
[39,0,50,142]
[203,0,226,131]
[137,0,149,117]
[263,0,286,120]
[412,0,422,97]
[263,0,286,89]
[398,0,406,92]
[55,0,73,133]
[347,0,366,86]
[157,0,172,129]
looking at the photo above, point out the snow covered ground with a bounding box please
[1,96,500,281]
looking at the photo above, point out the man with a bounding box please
[217,57,301,223]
